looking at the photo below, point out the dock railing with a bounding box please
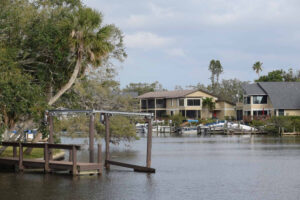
[0,142,102,175]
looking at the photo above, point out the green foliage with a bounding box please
[198,118,216,125]
[56,77,138,111]
[264,116,300,134]
[0,0,126,137]
[217,79,249,103]
[252,61,263,76]
[256,70,285,82]
[256,69,300,82]
[99,116,138,144]
[0,48,47,129]
[168,114,185,127]
[123,81,165,96]
[250,119,266,128]
[208,59,223,92]
[0,146,61,159]
[202,98,216,112]
[54,114,138,144]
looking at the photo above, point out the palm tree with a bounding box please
[48,7,126,105]
[252,61,263,78]
[202,97,216,112]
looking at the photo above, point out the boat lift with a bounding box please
[46,109,155,173]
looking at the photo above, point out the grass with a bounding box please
[0,146,61,159]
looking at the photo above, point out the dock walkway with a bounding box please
[0,142,102,175]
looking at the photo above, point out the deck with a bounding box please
[0,157,101,172]
[0,142,102,175]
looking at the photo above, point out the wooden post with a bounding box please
[89,113,95,163]
[72,145,78,175]
[13,146,17,157]
[105,114,110,169]
[69,150,73,162]
[48,114,54,160]
[146,118,152,168]
[18,143,24,171]
[97,143,102,174]
[44,143,50,173]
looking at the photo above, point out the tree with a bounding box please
[217,79,249,103]
[202,98,216,112]
[256,70,285,82]
[208,59,223,93]
[123,81,165,96]
[0,0,126,139]
[48,6,126,105]
[252,61,263,77]
[255,68,300,82]
[215,60,223,85]
[208,60,216,89]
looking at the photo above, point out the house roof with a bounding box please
[242,83,266,95]
[258,82,300,109]
[243,82,300,109]
[137,89,209,99]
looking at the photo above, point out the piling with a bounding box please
[105,114,110,169]
[146,118,152,168]
[89,113,95,163]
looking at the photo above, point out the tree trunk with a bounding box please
[48,53,82,106]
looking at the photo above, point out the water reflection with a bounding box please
[1,135,300,200]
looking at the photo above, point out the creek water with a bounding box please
[1,135,300,200]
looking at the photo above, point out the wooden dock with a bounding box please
[0,142,102,175]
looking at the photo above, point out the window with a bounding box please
[156,99,166,108]
[171,99,173,106]
[179,110,185,116]
[141,100,147,109]
[253,110,270,116]
[179,99,184,106]
[187,99,201,106]
[244,96,250,104]
[278,109,284,116]
[253,96,267,104]
[244,111,251,116]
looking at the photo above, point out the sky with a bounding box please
[83,0,300,90]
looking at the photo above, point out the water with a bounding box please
[1,135,300,200]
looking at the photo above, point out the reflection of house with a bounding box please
[137,89,235,120]
[241,82,300,120]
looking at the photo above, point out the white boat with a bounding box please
[178,126,198,135]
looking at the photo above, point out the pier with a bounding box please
[0,109,156,175]
[0,142,102,175]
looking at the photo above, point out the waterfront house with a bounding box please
[137,89,235,120]
[241,82,300,120]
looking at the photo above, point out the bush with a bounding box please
[264,116,300,134]
[251,120,266,128]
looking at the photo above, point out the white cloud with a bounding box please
[124,32,173,49]
[165,48,186,57]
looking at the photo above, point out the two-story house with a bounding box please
[242,82,300,119]
[138,89,236,120]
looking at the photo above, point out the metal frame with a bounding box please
[47,109,153,118]
[46,109,155,173]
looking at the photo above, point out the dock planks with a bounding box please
[0,142,102,175]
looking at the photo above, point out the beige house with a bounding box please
[241,82,300,120]
[138,89,236,120]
